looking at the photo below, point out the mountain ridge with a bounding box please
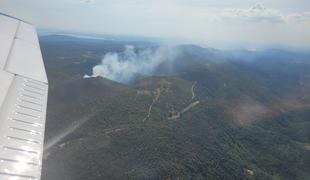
[41,36,310,180]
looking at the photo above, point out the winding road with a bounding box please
[191,82,197,100]
[168,82,200,120]
[143,81,200,121]
[142,88,162,121]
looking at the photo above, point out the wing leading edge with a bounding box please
[0,14,48,180]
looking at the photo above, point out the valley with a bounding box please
[40,35,310,180]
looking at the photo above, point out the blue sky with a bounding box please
[1,0,310,49]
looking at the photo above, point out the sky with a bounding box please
[1,0,310,49]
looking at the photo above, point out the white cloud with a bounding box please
[220,4,285,23]
[219,4,310,24]
[287,12,310,22]
[287,13,307,22]
[1,0,310,49]
[81,0,94,4]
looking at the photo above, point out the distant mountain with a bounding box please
[41,35,310,180]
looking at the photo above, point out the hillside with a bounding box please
[41,35,310,180]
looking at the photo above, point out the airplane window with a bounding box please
[0,1,309,179]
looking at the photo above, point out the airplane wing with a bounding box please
[0,13,48,180]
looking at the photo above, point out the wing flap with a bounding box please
[16,22,40,47]
[0,14,48,180]
[4,39,48,83]
[0,15,19,69]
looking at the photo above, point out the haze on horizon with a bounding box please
[1,0,310,49]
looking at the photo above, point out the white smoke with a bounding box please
[84,45,180,83]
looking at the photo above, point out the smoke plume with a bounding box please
[84,45,180,83]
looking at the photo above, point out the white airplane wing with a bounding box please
[0,13,48,180]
